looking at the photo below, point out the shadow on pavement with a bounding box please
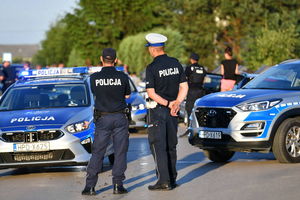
[0,137,150,177]
[127,137,151,163]
[176,162,225,185]
[122,152,220,192]
[231,152,276,161]
[0,166,88,177]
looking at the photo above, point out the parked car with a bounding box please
[179,73,257,125]
[0,67,146,168]
[188,59,300,163]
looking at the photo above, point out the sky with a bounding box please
[0,0,78,45]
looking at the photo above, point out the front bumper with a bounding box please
[0,128,112,168]
[188,130,271,152]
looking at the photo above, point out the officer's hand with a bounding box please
[169,101,180,116]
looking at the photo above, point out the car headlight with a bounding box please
[132,103,146,111]
[66,121,90,133]
[236,99,281,111]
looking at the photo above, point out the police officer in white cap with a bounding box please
[145,33,188,190]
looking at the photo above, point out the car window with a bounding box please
[203,74,222,92]
[0,83,90,111]
[244,64,300,90]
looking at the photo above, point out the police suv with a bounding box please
[188,59,300,163]
[0,67,146,168]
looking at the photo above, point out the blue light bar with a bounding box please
[18,66,125,79]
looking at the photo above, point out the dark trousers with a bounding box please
[185,88,204,125]
[147,106,178,184]
[85,113,129,188]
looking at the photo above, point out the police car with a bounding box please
[188,59,300,163]
[0,67,146,168]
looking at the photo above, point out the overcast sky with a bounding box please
[0,0,78,45]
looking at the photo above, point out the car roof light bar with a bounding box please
[19,66,125,79]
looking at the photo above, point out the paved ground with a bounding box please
[1,125,300,200]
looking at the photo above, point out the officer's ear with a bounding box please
[114,58,118,65]
[100,56,104,64]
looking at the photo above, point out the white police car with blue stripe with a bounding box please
[0,67,146,168]
[188,59,300,163]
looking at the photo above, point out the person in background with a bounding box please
[23,61,31,71]
[180,53,206,137]
[36,64,42,70]
[0,61,17,93]
[220,46,239,92]
[58,63,65,68]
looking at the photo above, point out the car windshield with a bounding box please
[0,83,89,111]
[243,64,300,90]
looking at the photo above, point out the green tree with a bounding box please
[67,48,87,67]
[118,28,184,73]
[64,0,162,65]
[217,0,300,69]
[163,0,219,70]
[32,20,73,66]
[245,26,298,71]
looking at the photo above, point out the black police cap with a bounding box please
[190,53,199,61]
[102,48,116,60]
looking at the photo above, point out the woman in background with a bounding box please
[220,47,239,91]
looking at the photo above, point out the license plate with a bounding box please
[13,142,50,152]
[199,131,222,139]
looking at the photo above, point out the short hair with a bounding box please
[225,46,233,56]
[102,58,115,64]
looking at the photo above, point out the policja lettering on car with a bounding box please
[10,116,55,123]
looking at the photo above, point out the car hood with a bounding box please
[0,107,91,131]
[195,89,299,108]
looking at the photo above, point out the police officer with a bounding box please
[82,48,131,196]
[0,61,17,94]
[145,33,188,190]
[180,53,207,137]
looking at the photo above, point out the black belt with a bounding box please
[95,109,125,115]
[96,107,131,114]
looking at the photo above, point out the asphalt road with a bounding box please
[1,125,300,200]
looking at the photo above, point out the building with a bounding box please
[0,44,40,61]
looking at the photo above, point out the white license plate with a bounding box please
[13,142,50,152]
[199,131,222,139]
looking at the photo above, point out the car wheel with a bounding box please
[273,118,300,163]
[108,154,114,165]
[203,150,235,162]
[129,128,138,133]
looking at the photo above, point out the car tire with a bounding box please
[129,128,138,133]
[272,118,300,163]
[108,154,115,165]
[203,150,235,162]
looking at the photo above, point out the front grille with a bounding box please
[1,130,63,143]
[0,149,75,163]
[195,107,236,128]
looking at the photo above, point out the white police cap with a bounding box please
[145,33,167,47]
